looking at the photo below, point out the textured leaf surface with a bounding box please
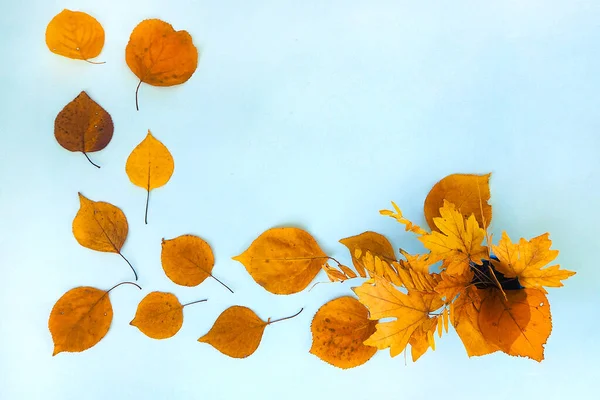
[130,292,184,339]
[45,9,104,61]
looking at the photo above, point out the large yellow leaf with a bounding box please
[419,200,487,276]
[353,277,443,357]
[491,232,575,293]
[478,288,551,362]
[125,19,199,110]
[424,173,492,231]
[54,91,113,168]
[232,227,327,294]
[198,306,302,358]
[339,231,396,278]
[45,9,104,62]
[310,296,378,369]
[125,130,174,224]
[72,193,136,280]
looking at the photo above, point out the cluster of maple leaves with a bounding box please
[46,9,576,369]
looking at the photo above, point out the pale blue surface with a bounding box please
[1,0,599,399]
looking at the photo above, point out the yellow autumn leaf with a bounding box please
[45,9,105,62]
[491,232,575,293]
[339,231,397,278]
[125,130,174,224]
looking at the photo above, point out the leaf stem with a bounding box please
[84,59,106,65]
[106,281,142,293]
[135,79,142,111]
[145,189,150,224]
[83,152,100,168]
[211,274,234,293]
[118,252,138,281]
[181,299,208,308]
[268,308,304,325]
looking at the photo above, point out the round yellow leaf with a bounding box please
[161,235,215,287]
[130,292,184,339]
[45,9,105,61]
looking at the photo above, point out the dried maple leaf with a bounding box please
[48,282,140,355]
[339,231,397,278]
[353,277,443,357]
[491,232,575,293]
[408,317,438,361]
[478,288,551,362]
[72,193,136,280]
[435,270,474,302]
[161,234,232,292]
[233,227,328,294]
[125,130,174,224]
[310,296,378,369]
[198,306,302,358]
[424,173,492,231]
[419,200,487,276]
[125,19,199,110]
[54,91,113,168]
[45,9,105,63]
[130,291,206,339]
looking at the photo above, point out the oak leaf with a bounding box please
[424,173,492,231]
[125,19,199,110]
[72,193,136,280]
[161,234,232,292]
[478,288,551,361]
[125,130,174,224]
[232,227,327,294]
[419,200,487,276]
[353,277,443,357]
[48,282,140,355]
[198,306,302,358]
[310,296,378,369]
[339,231,396,278]
[45,9,104,62]
[130,291,206,339]
[491,232,575,293]
[54,91,113,168]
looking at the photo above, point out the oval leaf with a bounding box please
[198,306,267,358]
[130,292,184,339]
[161,234,216,287]
[125,19,199,109]
[48,286,113,355]
[45,9,104,61]
[232,227,327,294]
[424,173,492,231]
[310,296,378,369]
[54,91,114,168]
[125,130,174,223]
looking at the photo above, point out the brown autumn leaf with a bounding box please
[48,282,140,355]
[125,19,199,110]
[233,227,327,294]
[354,277,443,357]
[339,231,396,278]
[72,193,136,280]
[491,232,576,293]
[161,234,232,292]
[54,91,114,168]
[310,296,378,369]
[45,9,105,62]
[419,200,487,276]
[478,288,551,362]
[424,173,492,231]
[130,291,206,339]
[198,306,303,358]
[125,130,174,224]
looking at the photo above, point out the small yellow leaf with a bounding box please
[45,9,105,61]
[310,296,378,369]
[339,231,396,278]
[126,130,174,223]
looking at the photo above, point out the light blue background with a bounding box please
[1,0,598,399]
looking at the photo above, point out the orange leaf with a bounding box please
[125,19,199,110]
[479,288,551,362]
[419,200,487,275]
[310,296,378,369]
[408,317,438,361]
[72,193,136,280]
[424,173,492,231]
[491,232,575,293]
[54,91,113,168]
[379,201,428,235]
[198,306,302,358]
[434,270,474,301]
[45,9,104,62]
[339,231,397,278]
[353,278,443,357]
[126,130,174,223]
[232,227,327,294]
